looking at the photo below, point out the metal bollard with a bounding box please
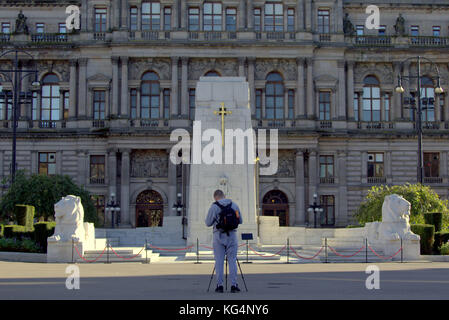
[401,237,403,263]
[286,238,290,264]
[365,238,368,264]
[71,238,74,264]
[325,238,328,264]
[195,238,201,264]
[106,239,111,264]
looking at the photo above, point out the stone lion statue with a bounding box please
[49,195,85,242]
[378,194,420,241]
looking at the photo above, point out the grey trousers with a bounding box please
[213,231,238,287]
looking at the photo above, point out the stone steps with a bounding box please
[185,250,281,261]
[77,247,158,263]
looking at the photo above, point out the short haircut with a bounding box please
[213,189,225,199]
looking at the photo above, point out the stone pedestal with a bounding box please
[187,77,258,246]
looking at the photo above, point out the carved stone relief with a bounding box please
[131,150,168,178]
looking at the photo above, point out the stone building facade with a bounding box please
[0,0,449,230]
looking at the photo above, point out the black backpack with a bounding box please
[215,201,240,235]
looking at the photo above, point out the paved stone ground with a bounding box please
[1,261,449,300]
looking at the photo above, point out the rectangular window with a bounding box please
[356,25,364,36]
[319,156,334,179]
[0,90,12,120]
[410,26,419,37]
[319,91,331,121]
[354,93,359,121]
[58,23,67,34]
[189,88,196,119]
[36,23,45,33]
[367,152,384,178]
[384,93,390,121]
[2,22,11,34]
[142,2,161,30]
[63,91,69,120]
[424,153,439,178]
[94,8,107,32]
[204,2,222,31]
[378,25,386,36]
[317,9,330,34]
[255,89,262,119]
[164,7,172,30]
[254,8,261,32]
[287,8,295,32]
[226,8,237,31]
[320,195,335,226]
[93,90,106,120]
[39,152,56,175]
[189,7,200,31]
[0,86,4,120]
[91,195,105,227]
[130,89,137,119]
[264,3,283,32]
[433,26,440,37]
[288,89,294,119]
[163,88,170,119]
[90,155,105,184]
[32,91,38,120]
[130,7,138,31]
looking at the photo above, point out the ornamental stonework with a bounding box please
[36,60,70,82]
[274,150,296,178]
[130,150,168,178]
[188,58,238,80]
[255,59,297,81]
[354,63,393,85]
[129,58,171,81]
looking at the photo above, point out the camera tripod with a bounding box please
[207,254,248,292]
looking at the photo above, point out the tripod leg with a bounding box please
[225,255,228,291]
[207,265,216,292]
[236,258,248,292]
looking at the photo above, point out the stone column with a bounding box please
[247,0,254,29]
[296,58,305,118]
[108,149,117,198]
[441,151,448,184]
[77,150,87,187]
[78,58,88,118]
[172,0,179,29]
[337,60,346,120]
[347,61,355,120]
[171,57,179,117]
[81,0,88,32]
[69,60,77,119]
[297,0,304,31]
[111,56,120,117]
[181,57,189,118]
[120,149,130,226]
[337,151,348,226]
[239,0,246,30]
[393,62,402,121]
[445,92,449,122]
[435,93,441,122]
[295,150,305,225]
[120,57,129,117]
[248,57,256,116]
[305,0,312,31]
[121,0,128,29]
[308,149,317,204]
[180,0,187,29]
[114,0,120,29]
[403,62,411,120]
[168,149,177,216]
[306,58,314,119]
[238,57,246,78]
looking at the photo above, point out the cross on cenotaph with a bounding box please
[213,102,232,147]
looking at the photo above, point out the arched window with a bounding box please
[204,70,221,77]
[421,76,435,122]
[362,75,380,122]
[262,190,289,226]
[141,71,160,119]
[265,72,284,119]
[41,73,60,121]
[136,189,164,227]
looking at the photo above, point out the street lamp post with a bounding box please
[172,192,186,239]
[105,193,121,229]
[0,49,40,183]
[307,193,324,229]
[395,56,444,184]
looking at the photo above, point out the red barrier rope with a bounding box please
[248,245,286,257]
[368,245,402,260]
[327,245,366,258]
[200,245,214,250]
[147,243,195,251]
[73,245,107,263]
[289,245,323,260]
[109,246,145,260]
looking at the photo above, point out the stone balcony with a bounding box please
[348,35,449,48]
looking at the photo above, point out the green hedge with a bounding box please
[424,212,443,233]
[33,222,56,253]
[14,205,35,231]
[3,225,26,239]
[434,231,449,254]
[0,224,3,238]
[441,243,449,255]
[0,238,40,253]
[411,224,435,255]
